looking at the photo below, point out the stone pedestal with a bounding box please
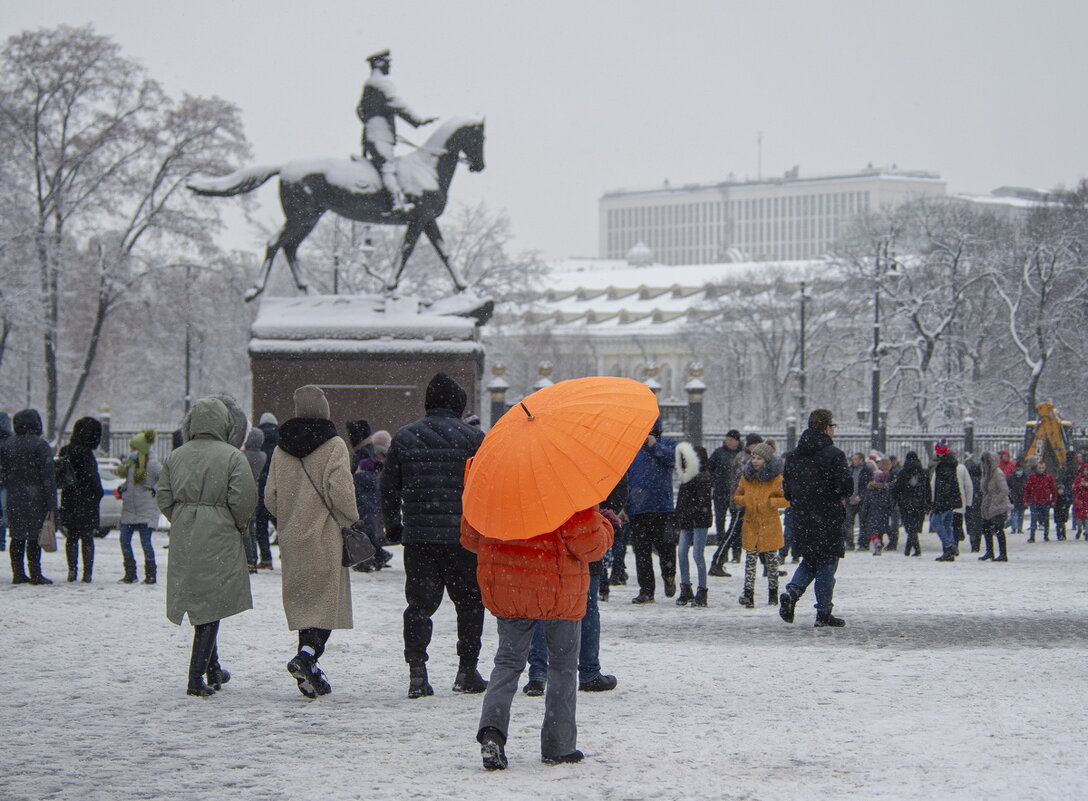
[250,295,484,436]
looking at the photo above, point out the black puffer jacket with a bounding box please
[893,452,931,516]
[0,409,56,536]
[60,417,103,532]
[676,471,713,530]
[782,428,851,558]
[380,408,484,545]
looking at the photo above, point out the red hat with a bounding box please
[999,449,1010,456]
[934,439,950,456]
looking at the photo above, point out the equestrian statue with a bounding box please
[187,49,485,308]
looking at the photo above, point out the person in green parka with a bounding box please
[157,397,257,697]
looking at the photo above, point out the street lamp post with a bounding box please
[870,240,894,453]
[798,280,807,413]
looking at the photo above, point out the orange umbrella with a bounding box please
[462,376,659,541]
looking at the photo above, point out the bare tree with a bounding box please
[0,25,250,438]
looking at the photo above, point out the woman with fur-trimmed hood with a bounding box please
[733,441,789,608]
[674,441,712,607]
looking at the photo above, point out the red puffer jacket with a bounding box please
[460,508,613,621]
[1023,471,1057,506]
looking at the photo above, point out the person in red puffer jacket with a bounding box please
[1022,461,1057,542]
[461,507,612,771]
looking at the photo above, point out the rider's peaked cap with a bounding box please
[366,49,391,65]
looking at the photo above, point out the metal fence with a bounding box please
[703,427,1029,458]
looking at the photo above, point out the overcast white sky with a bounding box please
[4,0,1087,260]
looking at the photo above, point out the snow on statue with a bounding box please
[186,48,486,310]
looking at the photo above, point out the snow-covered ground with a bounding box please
[6,532,1087,801]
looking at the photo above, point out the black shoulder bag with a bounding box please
[298,458,376,568]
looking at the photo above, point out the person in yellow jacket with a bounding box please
[733,441,789,608]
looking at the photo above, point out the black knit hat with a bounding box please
[745,432,764,447]
[725,429,741,441]
[425,372,467,416]
[345,419,372,448]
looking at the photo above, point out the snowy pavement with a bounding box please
[4,532,1087,801]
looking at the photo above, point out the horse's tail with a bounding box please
[186,164,281,197]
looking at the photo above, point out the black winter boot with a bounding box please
[10,540,29,584]
[993,532,1008,561]
[287,650,331,698]
[205,642,231,690]
[935,547,955,562]
[779,589,797,623]
[769,586,779,606]
[452,665,488,694]
[143,561,157,585]
[815,610,846,628]
[81,537,94,582]
[26,542,51,584]
[408,663,434,699]
[187,622,219,697]
[738,590,754,608]
[675,583,694,606]
[478,727,508,771]
[119,558,138,584]
[692,587,708,607]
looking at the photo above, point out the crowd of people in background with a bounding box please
[2,389,1088,769]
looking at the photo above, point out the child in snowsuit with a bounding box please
[733,441,789,607]
[859,470,894,555]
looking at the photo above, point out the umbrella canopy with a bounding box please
[462,376,659,541]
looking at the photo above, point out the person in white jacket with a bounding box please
[929,439,972,562]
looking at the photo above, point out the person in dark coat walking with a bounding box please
[0,411,13,552]
[59,417,104,582]
[625,419,679,604]
[0,409,57,585]
[241,427,266,573]
[674,443,712,607]
[707,430,743,576]
[778,409,851,627]
[843,452,873,551]
[253,412,279,570]
[893,451,930,556]
[381,372,487,699]
[963,456,984,552]
[859,470,895,555]
[347,418,393,571]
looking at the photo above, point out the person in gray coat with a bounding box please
[978,451,1013,562]
[0,409,56,584]
[242,427,267,573]
[116,430,162,584]
[157,397,257,697]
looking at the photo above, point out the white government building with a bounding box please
[599,166,948,264]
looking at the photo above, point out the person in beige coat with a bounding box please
[265,385,357,699]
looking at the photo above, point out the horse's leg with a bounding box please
[386,220,425,293]
[281,209,325,294]
[245,229,286,302]
[423,219,467,292]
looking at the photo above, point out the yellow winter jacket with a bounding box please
[734,469,789,552]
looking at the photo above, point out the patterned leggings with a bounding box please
[743,549,780,595]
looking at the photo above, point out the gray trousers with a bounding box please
[478,617,580,758]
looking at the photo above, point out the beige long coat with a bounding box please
[266,434,356,630]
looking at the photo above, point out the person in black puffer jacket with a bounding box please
[893,451,931,556]
[381,373,486,699]
[675,442,712,607]
[779,409,852,627]
[60,417,104,582]
[0,409,56,584]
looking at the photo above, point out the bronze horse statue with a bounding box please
[187,116,485,302]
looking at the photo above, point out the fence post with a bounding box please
[684,363,705,448]
[533,361,554,391]
[99,406,112,457]
[785,414,798,451]
[643,362,662,397]
[487,363,509,428]
[963,414,976,456]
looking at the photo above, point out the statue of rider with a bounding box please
[357,49,436,213]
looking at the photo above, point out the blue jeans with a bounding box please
[677,528,708,588]
[119,523,155,566]
[528,575,602,685]
[930,511,955,550]
[785,555,839,614]
[1029,504,1051,539]
[1008,507,1024,533]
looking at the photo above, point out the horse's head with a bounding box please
[456,120,486,173]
